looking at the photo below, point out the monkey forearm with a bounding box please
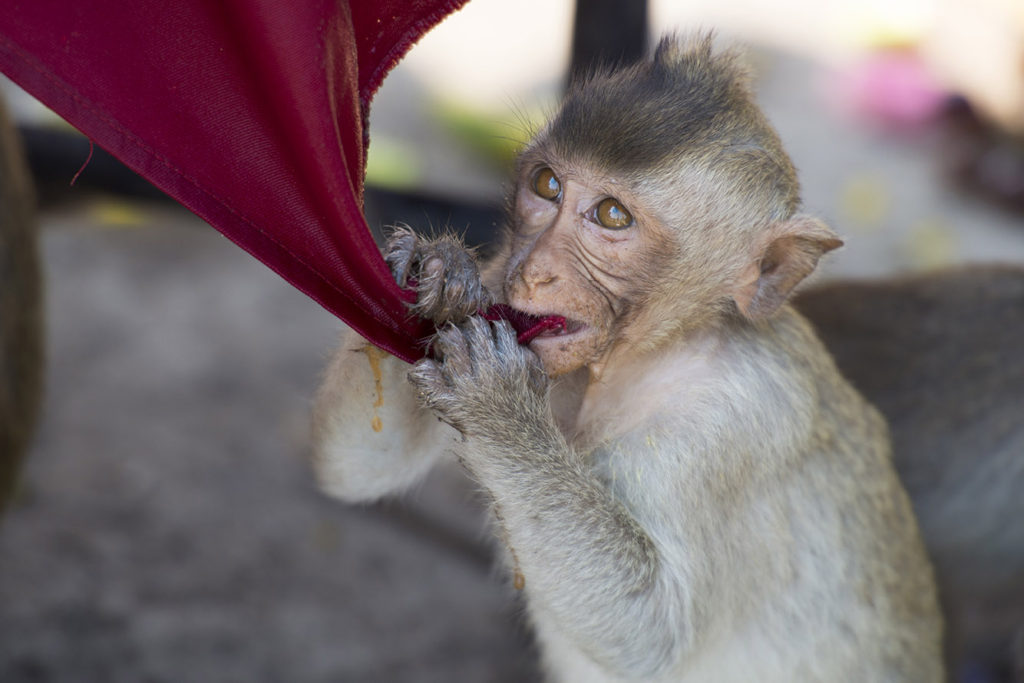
[468,434,678,676]
[408,319,682,674]
[311,327,459,502]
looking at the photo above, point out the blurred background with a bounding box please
[0,0,1022,681]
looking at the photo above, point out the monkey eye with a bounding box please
[593,197,634,230]
[532,167,561,200]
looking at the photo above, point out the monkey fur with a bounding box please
[313,36,944,681]
[797,267,1024,680]
[0,93,43,515]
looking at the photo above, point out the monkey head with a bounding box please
[498,35,842,378]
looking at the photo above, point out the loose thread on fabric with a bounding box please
[70,140,94,187]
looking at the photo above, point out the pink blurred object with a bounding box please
[827,52,950,126]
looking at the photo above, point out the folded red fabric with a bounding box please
[482,305,567,345]
[0,0,471,362]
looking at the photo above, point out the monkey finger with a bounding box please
[491,318,519,358]
[444,277,486,323]
[414,273,463,323]
[492,319,545,388]
[463,315,501,367]
[489,319,524,374]
[412,261,446,319]
[408,361,461,419]
[408,359,449,399]
[433,322,473,376]
[432,251,487,322]
[408,357,439,385]
[383,227,418,287]
[440,276,473,323]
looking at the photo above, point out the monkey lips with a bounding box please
[402,279,572,346]
[483,304,582,345]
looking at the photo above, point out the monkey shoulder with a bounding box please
[589,310,870,452]
[586,307,897,520]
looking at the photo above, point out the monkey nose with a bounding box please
[521,268,558,290]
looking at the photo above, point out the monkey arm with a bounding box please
[409,318,683,677]
[485,446,679,679]
[310,326,461,502]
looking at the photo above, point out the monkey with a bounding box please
[0,92,43,516]
[796,266,1024,681]
[312,35,944,681]
[311,36,942,679]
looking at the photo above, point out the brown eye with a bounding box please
[595,198,633,229]
[532,167,561,200]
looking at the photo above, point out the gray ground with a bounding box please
[1,46,1023,683]
[0,203,537,682]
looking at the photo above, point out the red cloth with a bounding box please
[0,0,470,362]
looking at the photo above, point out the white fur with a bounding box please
[311,327,460,502]
[312,313,942,681]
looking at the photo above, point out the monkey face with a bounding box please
[502,160,674,377]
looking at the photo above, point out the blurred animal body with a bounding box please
[0,93,43,515]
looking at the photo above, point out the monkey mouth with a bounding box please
[482,304,584,344]
[532,316,586,339]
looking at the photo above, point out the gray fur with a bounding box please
[384,225,492,325]
[797,266,1024,677]
[543,33,799,219]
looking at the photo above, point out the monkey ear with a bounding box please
[734,215,843,320]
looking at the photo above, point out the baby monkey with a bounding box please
[313,36,943,681]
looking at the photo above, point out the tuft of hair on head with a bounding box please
[540,32,799,218]
[651,32,753,94]
[545,33,757,164]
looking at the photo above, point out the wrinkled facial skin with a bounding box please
[502,154,673,378]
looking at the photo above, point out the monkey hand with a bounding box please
[408,316,550,441]
[384,226,491,325]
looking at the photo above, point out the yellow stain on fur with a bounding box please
[362,345,386,432]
